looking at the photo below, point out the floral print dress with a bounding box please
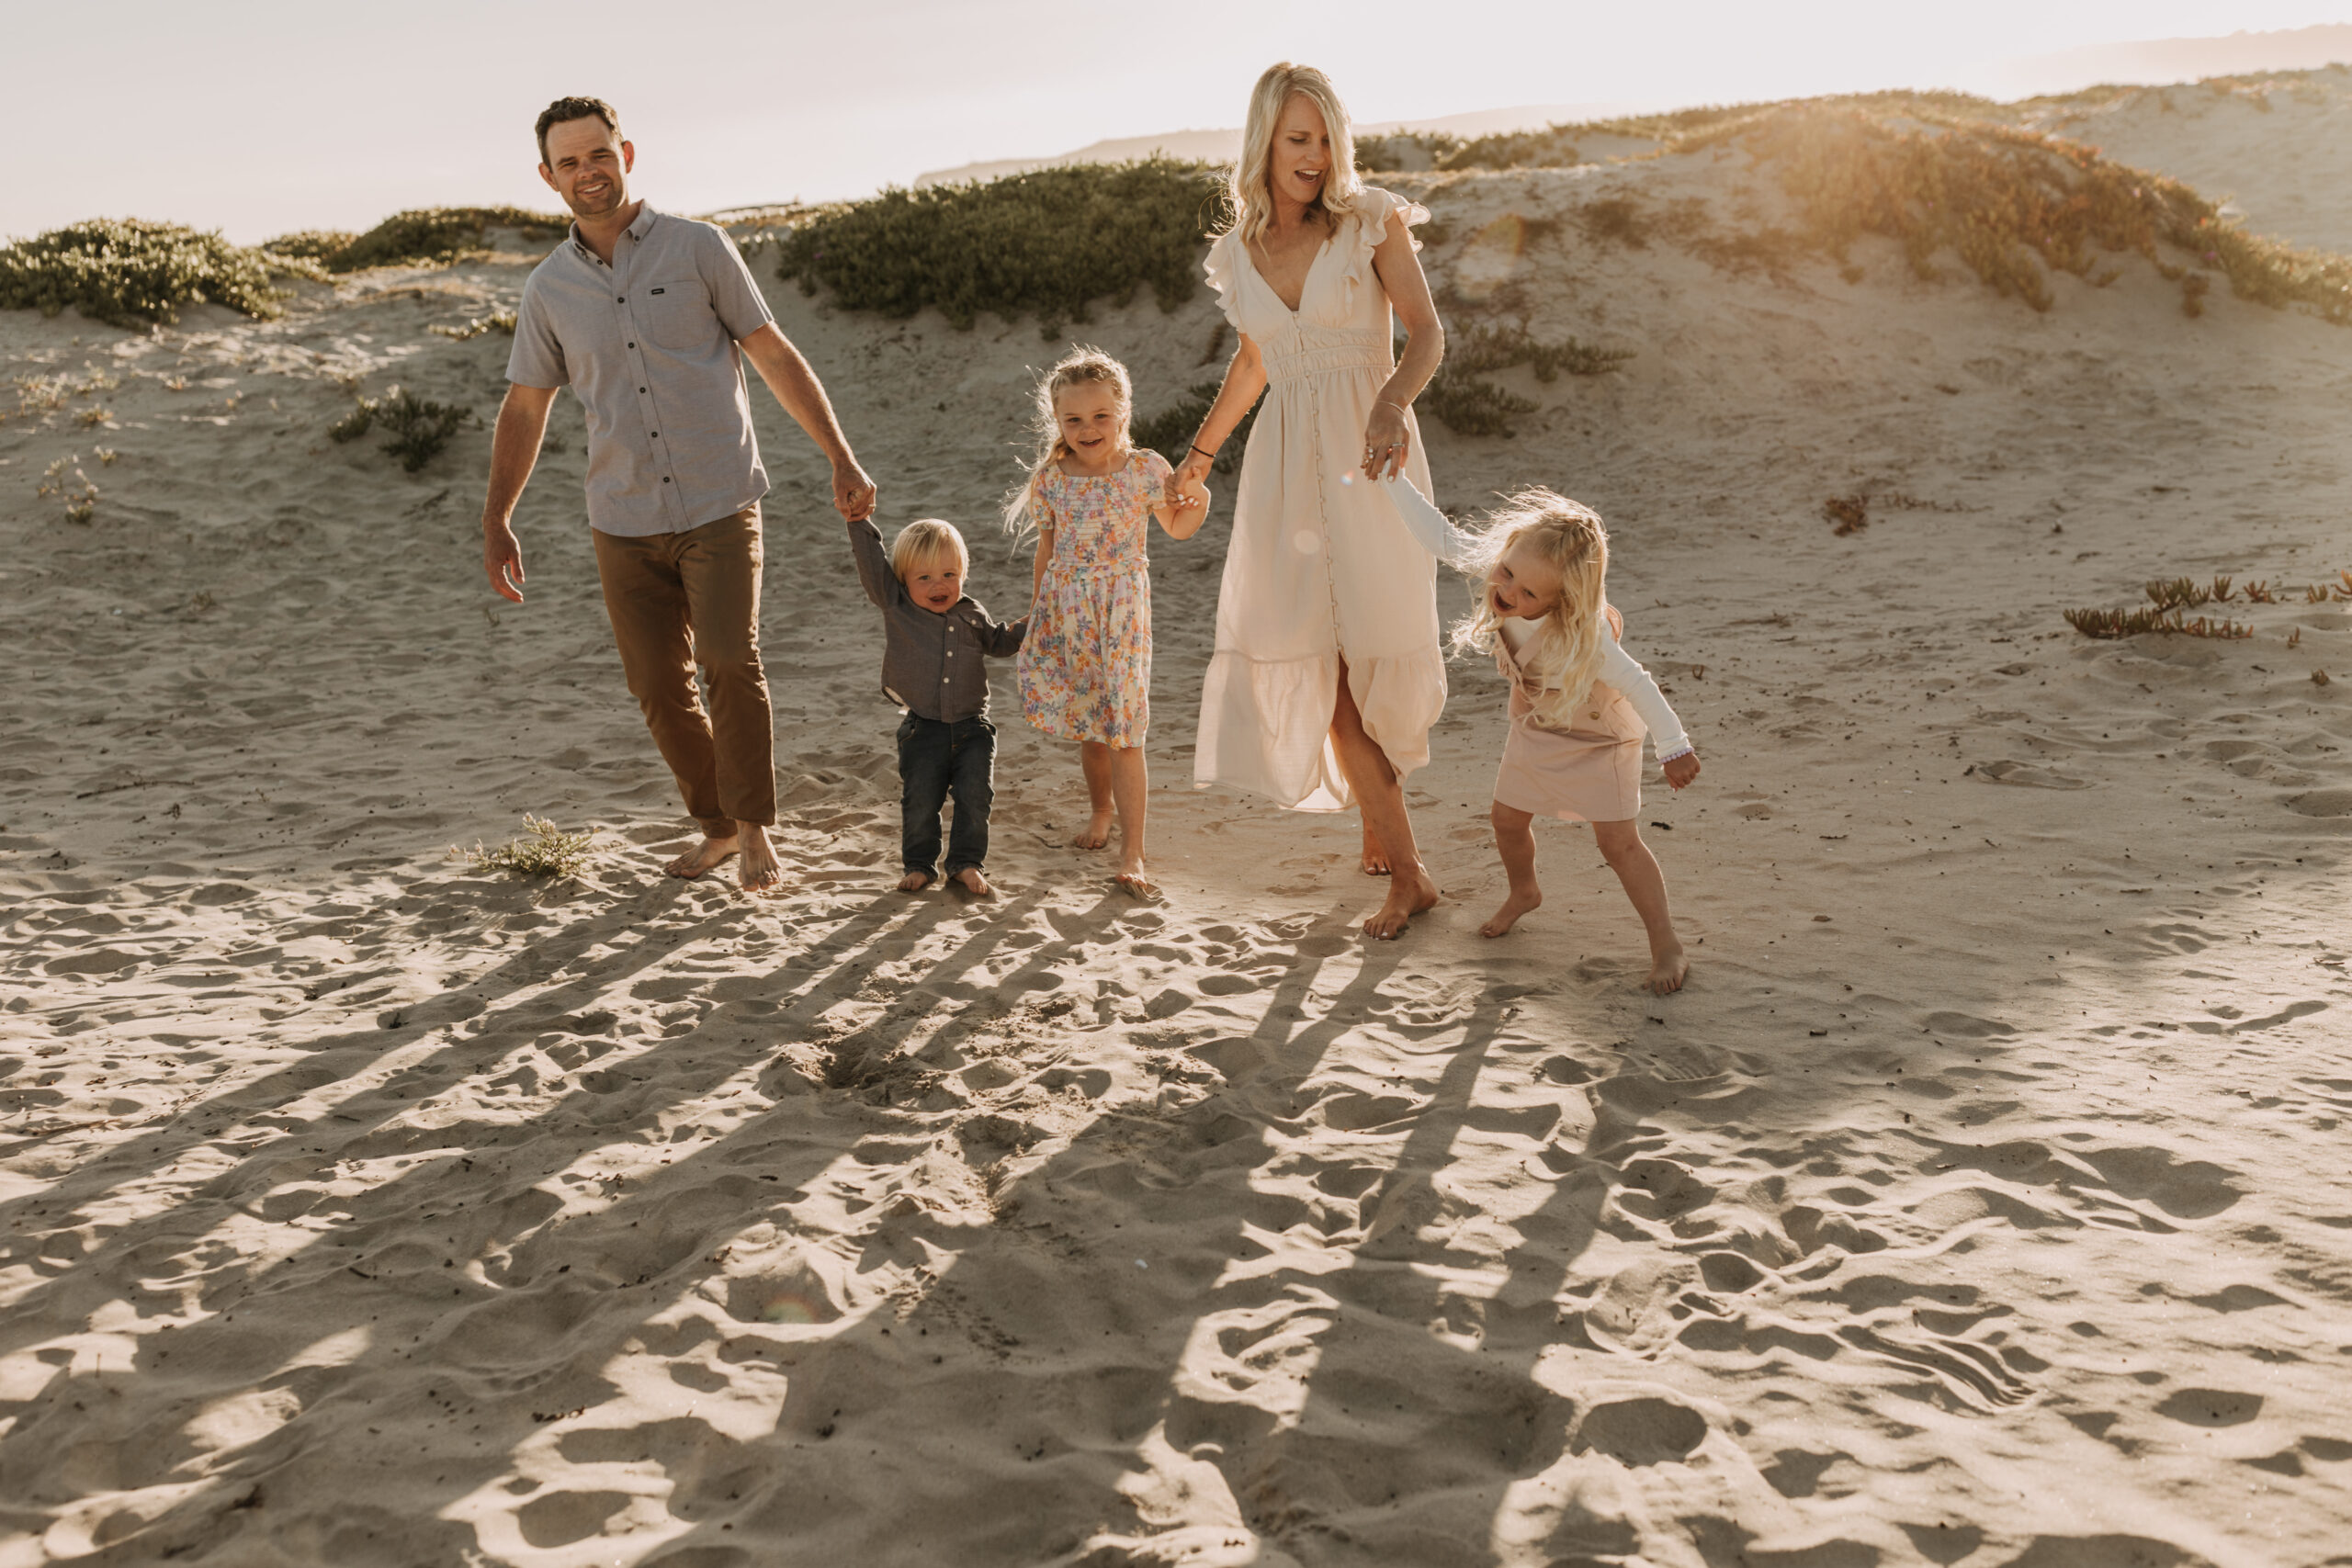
[1016,447,1169,748]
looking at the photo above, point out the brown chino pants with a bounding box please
[592,505,776,834]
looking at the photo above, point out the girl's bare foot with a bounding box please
[1116,855,1158,899]
[737,824,785,896]
[666,832,739,881]
[1073,811,1114,851]
[1363,869,1439,940]
[1647,942,1690,994]
[951,866,996,897]
[1479,886,1542,937]
[1360,818,1391,875]
[897,871,933,893]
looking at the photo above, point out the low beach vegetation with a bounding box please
[0,219,294,328]
[2064,605,2252,639]
[1133,381,1256,473]
[775,159,1227,336]
[430,310,519,340]
[467,816,597,879]
[304,208,567,274]
[260,229,358,261]
[329,387,476,472]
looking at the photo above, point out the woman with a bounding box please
[1170,62,1448,939]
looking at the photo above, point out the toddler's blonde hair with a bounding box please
[1449,488,1611,729]
[890,518,967,581]
[1225,63,1364,252]
[1002,345,1135,536]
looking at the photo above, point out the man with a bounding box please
[481,95,875,894]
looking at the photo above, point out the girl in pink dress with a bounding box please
[1399,480,1704,994]
[1008,348,1208,895]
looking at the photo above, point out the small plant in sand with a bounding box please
[329,386,476,472]
[2144,575,2236,611]
[318,208,566,273]
[1824,494,1869,535]
[39,454,99,524]
[467,816,597,879]
[428,310,518,341]
[1421,367,1538,437]
[2064,605,2252,639]
[0,219,297,328]
[93,446,117,466]
[776,158,1227,336]
[74,406,112,428]
[2242,580,2279,604]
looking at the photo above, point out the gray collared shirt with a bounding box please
[508,202,775,536]
[845,516,1026,721]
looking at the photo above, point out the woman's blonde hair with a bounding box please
[1225,62,1364,251]
[890,518,967,581]
[1449,489,1611,729]
[1002,344,1135,535]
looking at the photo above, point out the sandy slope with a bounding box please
[3,124,2350,1567]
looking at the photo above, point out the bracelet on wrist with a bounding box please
[1189,443,1217,460]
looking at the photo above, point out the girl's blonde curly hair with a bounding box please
[1002,344,1135,536]
[1448,488,1611,729]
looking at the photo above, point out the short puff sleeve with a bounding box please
[1338,186,1430,307]
[1203,230,1246,334]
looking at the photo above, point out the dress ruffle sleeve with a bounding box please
[1337,186,1430,309]
[1203,231,1246,333]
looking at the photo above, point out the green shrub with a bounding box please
[776,158,1227,335]
[1133,379,1257,473]
[1449,321,1632,381]
[329,387,476,471]
[327,206,566,273]
[1422,367,1537,437]
[263,229,357,261]
[0,219,285,328]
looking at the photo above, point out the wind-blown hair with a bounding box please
[1001,344,1135,536]
[1448,489,1611,729]
[1225,62,1364,252]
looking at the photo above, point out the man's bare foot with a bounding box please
[1647,942,1690,995]
[737,824,785,897]
[666,832,739,881]
[1479,886,1542,937]
[1360,819,1391,876]
[1363,869,1440,940]
[897,871,933,894]
[951,866,995,898]
[1073,811,1113,851]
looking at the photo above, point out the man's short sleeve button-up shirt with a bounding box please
[507,203,776,536]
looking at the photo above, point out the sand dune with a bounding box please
[4,92,2351,1567]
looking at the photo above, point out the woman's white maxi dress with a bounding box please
[1193,187,1446,811]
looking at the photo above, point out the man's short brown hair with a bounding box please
[536,96,621,164]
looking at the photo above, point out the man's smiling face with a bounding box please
[539,115,633,220]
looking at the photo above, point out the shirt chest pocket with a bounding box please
[640,277,715,352]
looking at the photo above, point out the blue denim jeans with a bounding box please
[898,713,995,878]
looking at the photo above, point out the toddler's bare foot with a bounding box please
[1073,812,1113,851]
[1360,820,1391,876]
[1646,942,1690,995]
[951,866,995,898]
[1479,886,1542,937]
[737,824,784,896]
[1363,868,1439,940]
[897,871,933,894]
[666,832,739,881]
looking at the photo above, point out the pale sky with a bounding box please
[6,0,2348,243]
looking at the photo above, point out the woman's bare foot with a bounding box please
[1073,811,1114,851]
[1363,869,1440,940]
[897,870,933,893]
[1647,941,1690,995]
[737,824,785,896]
[1360,818,1391,875]
[1479,886,1542,937]
[951,866,996,898]
[666,832,739,881]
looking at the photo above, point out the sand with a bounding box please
[3,77,2350,1568]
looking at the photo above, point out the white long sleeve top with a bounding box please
[1384,476,1694,761]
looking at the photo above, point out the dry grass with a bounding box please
[467,816,597,879]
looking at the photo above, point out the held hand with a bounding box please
[1662,750,1702,791]
[1169,449,1213,505]
[483,522,526,604]
[1362,399,1409,480]
[832,457,877,522]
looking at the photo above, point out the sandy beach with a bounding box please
[4,72,2350,1568]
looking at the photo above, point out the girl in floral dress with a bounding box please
[1008,347,1209,895]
